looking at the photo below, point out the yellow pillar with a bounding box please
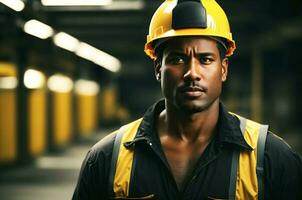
[0,90,17,162]
[28,89,47,156]
[53,92,72,147]
[77,94,98,136]
[0,63,17,163]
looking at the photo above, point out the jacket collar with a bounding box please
[216,103,253,151]
[131,100,252,151]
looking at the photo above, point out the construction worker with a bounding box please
[73,0,302,199]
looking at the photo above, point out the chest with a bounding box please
[161,141,208,190]
[129,145,233,199]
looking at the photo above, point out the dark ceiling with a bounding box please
[0,0,302,115]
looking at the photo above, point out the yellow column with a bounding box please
[28,89,47,156]
[0,63,17,163]
[77,94,98,136]
[0,90,17,162]
[53,92,72,147]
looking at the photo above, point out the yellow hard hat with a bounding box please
[144,0,236,59]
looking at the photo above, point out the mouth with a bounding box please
[179,86,207,98]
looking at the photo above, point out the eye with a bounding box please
[199,56,213,65]
[166,55,186,65]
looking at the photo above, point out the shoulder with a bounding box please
[85,130,118,166]
[264,131,302,170]
[87,118,144,162]
[73,130,120,199]
[264,131,302,173]
[264,131,302,198]
[265,131,301,163]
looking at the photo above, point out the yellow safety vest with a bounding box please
[109,115,268,200]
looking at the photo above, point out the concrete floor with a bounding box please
[0,129,300,200]
[0,132,108,200]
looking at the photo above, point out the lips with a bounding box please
[179,86,207,98]
[180,85,207,92]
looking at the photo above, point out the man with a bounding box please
[73,0,302,199]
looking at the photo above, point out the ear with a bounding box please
[154,59,162,82]
[221,57,229,82]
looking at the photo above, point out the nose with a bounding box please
[183,57,201,81]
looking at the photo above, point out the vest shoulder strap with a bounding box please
[108,125,126,196]
[229,114,268,200]
[256,123,268,200]
[228,116,247,199]
[109,115,268,199]
[108,118,143,197]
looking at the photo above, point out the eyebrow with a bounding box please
[166,51,216,57]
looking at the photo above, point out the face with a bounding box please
[155,36,228,114]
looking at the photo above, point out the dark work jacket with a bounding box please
[72,100,302,200]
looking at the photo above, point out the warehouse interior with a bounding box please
[0,0,302,199]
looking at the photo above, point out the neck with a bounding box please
[159,100,220,142]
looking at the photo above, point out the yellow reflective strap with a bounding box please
[236,119,261,200]
[256,125,268,200]
[243,119,262,149]
[228,115,247,200]
[112,113,267,199]
[113,118,143,197]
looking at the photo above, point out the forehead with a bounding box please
[162,36,219,53]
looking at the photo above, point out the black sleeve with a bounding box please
[264,132,302,200]
[72,133,116,200]
[72,148,106,200]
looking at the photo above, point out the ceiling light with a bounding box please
[75,42,96,61]
[40,0,144,11]
[47,74,73,93]
[0,0,25,12]
[103,1,144,11]
[75,80,100,96]
[41,0,112,6]
[23,19,54,39]
[24,69,46,89]
[76,42,121,73]
[0,77,18,89]
[92,51,121,73]
[53,32,79,52]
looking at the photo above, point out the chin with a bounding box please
[177,100,208,114]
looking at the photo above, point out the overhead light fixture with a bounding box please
[103,1,144,11]
[0,0,25,12]
[41,0,112,6]
[92,50,121,73]
[47,74,73,93]
[24,69,46,89]
[75,80,100,96]
[0,77,18,89]
[40,0,144,11]
[75,42,96,61]
[53,32,79,52]
[23,19,54,39]
[76,42,121,73]
[53,33,120,72]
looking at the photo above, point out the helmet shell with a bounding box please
[144,0,236,59]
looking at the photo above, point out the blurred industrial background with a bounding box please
[0,0,301,199]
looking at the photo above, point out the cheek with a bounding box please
[161,68,183,94]
[205,68,224,91]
